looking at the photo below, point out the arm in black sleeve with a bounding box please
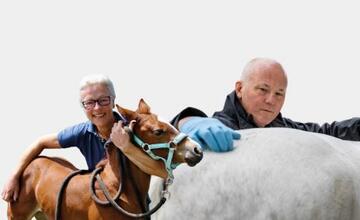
[283,117,360,141]
[170,107,208,128]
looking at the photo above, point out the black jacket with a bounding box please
[172,91,360,141]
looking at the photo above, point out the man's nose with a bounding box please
[265,94,276,105]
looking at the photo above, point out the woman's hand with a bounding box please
[1,175,20,202]
[110,121,132,152]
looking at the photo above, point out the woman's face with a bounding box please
[80,83,115,129]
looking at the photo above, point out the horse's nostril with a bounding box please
[193,146,203,156]
[185,150,203,166]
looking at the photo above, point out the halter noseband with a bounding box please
[131,132,188,180]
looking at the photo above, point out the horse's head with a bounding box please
[116,99,203,178]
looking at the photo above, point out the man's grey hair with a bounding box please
[79,74,116,98]
[240,57,286,83]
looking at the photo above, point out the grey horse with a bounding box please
[150,127,360,220]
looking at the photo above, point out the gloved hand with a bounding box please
[179,117,240,152]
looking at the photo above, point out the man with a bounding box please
[175,57,360,151]
[2,74,167,202]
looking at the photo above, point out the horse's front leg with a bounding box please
[7,201,38,220]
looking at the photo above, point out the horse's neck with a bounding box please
[102,146,122,186]
[103,145,151,200]
[127,159,152,197]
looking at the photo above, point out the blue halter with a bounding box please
[132,132,188,179]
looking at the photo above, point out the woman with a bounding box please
[1,74,166,202]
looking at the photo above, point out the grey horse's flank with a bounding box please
[150,128,360,220]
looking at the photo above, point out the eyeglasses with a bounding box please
[82,96,112,110]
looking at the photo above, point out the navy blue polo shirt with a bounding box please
[57,112,124,170]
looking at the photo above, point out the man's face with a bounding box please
[236,64,287,127]
[80,83,115,128]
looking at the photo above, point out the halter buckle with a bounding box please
[161,189,171,200]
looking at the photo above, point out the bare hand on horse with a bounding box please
[1,176,19,202]
[110,120,135,153]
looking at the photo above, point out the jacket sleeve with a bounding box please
[212,113,242,130]
[170,107,208,128]
[282,117,360,141]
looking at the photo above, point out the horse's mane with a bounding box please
[95,143,117,169]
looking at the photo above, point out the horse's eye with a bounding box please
[153,129,165,136]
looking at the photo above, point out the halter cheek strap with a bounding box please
[132,132,188,180]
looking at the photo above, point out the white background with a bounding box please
[1,0,359,217]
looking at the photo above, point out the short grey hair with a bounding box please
[240,58,287,83]
[79,74,116,98]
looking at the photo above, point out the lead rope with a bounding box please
[89,166,123,205]
[89,140,125,206]
[93,146,172,218]
[95,172,172,219]
[55,169,89,220]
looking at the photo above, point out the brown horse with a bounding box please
[7,99,203,220]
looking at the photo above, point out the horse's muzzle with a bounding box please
[185,145,203,166]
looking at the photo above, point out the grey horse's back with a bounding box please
[150,128,360,220]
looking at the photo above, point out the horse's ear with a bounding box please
[116,104,137,121]
[137,98,151,114]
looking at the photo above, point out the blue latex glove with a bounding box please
[179,117,241,152]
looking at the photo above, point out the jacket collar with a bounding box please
[219,91,284,128]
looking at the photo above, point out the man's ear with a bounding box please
[116,104,137,121]
[235,80,243,98]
